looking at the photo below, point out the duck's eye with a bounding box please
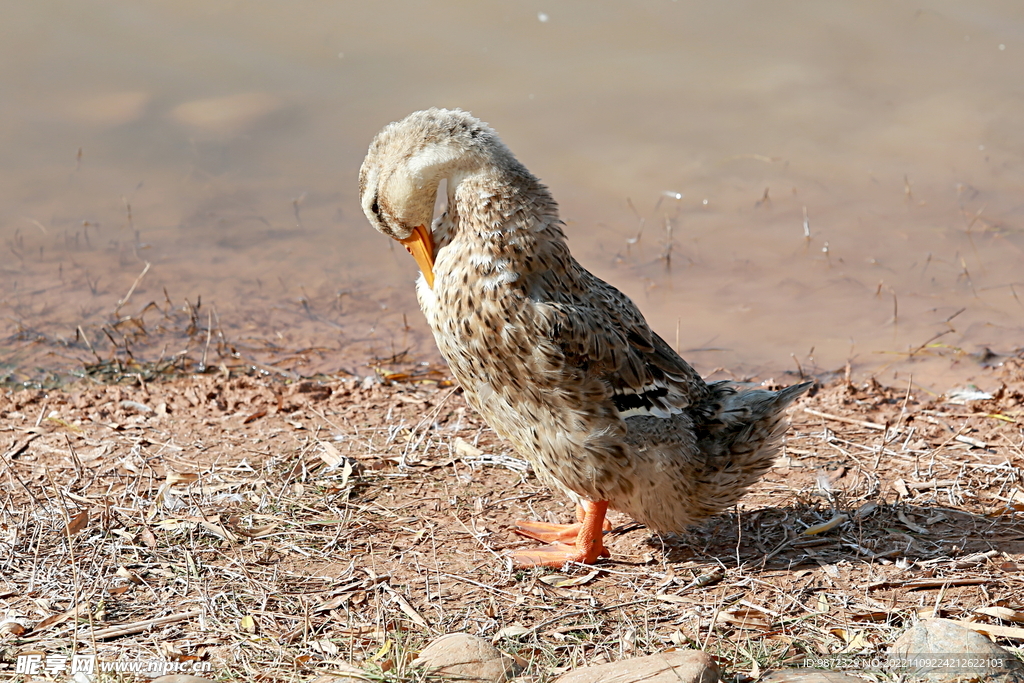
[370,197,382,219]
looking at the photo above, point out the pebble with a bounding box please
[413,632,521,682]
[890,618,1024,682]
[553,650,718,683]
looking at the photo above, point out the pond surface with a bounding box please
[2,1,1022,391]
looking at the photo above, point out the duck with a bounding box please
[359,108,811,568]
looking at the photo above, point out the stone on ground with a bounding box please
[413,632,521,682]
[552,650,718,683]
[889,618,1024,682]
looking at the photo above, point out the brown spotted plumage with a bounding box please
[359,109,810,567]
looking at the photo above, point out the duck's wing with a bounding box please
[534,261,710,419]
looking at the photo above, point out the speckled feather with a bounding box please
[360,109,810,532]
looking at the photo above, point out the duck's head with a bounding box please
[359,108,512,288]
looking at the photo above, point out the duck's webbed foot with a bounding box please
[512,500,610,568]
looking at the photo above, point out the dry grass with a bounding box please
[1,360,1023,682]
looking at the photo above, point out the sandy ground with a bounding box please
[1,359,1023,681]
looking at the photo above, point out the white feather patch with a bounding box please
[612,382,682,420]
[479,269,519,291]
[468,251,495,267]
[415,272,437,314]
[617,405,679,420]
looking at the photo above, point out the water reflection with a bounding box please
[1,1,1021,390]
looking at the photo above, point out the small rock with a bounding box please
[761,670,867,682]
[890,618,1024,682]
[120,399,153,414]
[553,650,717,683]
[290,381,333,400]
[413,632,521,682]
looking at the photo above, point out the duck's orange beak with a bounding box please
[399,224,435,288]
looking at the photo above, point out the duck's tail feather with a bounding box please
[693,380,813,509]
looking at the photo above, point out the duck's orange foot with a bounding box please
[511,500,610,568]
[514,520,587,544]
[512,541,608,568]
[514,503,613,543]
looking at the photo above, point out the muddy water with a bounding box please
[2,1,1022,390]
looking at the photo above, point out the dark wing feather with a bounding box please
[532,257,709,417]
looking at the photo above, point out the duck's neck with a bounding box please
[438,164,565,261]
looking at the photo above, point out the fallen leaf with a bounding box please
[239,614,256,633]
[45,416,84,432]
[165,471,200,487]
[0,621,26,636]
[193,518,238,542]
[151,471,200,513]
[897,509,929,534]
[934,617,1024,641]
[115,566,144,584]
[79,443,109,463]
[544,623,601,637]
[34,607,82,632]
[453,437,484,458]
[308,638,339,656]
[492,624,530,642]
[319,441,345,467]
[716,608,772,630]
[313,595,350,612]
[243,409,267,424]
[368,639,392,662]
[851,610,892,623]
[853,502,878,519]
[539,570,601,587]
[656,594,696,605]
[803,514,848,535]
[136,527,157,549]
[333,626,388,642]
[865,577,989,590]
[976,606,1024,623]
[955,434,988,449]
[64,510,89,535]
[340,459,353,489]
[385,588,429,628]
[844,630,872,652]
[231,523,278,539]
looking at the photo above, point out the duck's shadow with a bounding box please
[636,501,1023,570]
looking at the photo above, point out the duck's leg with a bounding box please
[512,500,610,567]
